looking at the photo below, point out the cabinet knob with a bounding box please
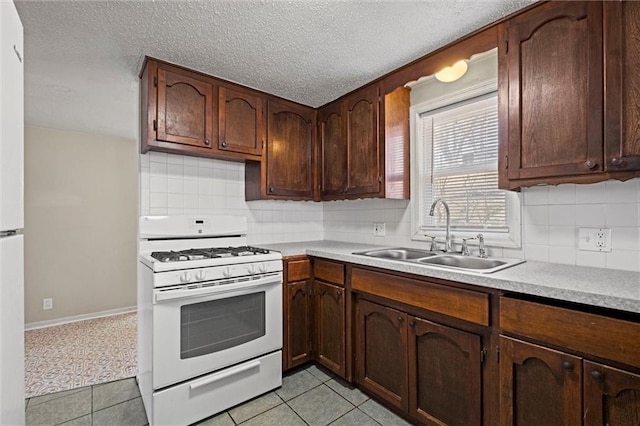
[585,160,598,170]
[397,316,404,324]
[611,157,624,167]
[268,186,274,194]
[221,141,228,148]
[204,139,210,146]
[591,370,604,381]
[336,290,341,298]
[561,361,574,372]
[409,321,416,328]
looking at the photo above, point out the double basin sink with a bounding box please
[353,247,524,274]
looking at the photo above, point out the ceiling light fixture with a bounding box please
[435,60,468,83]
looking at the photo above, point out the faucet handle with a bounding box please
[461,237,476,256]
[424,234,438,252]
[477,233,487,258]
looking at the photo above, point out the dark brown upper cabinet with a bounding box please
[140,58,261,162]
[145,62,215,152]
[344,85,382,197]
[499,1,640,189]
[500,1,603,186]
[246,99,315,200]
[318,101,347,198]
[604,0,640,174]
[218,86,264,157]
[318,84,410,201]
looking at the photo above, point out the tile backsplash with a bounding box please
[324,180,640,272]
[139,152,323,245]
[140,153,640,271]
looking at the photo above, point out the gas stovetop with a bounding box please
[151,246,272,262]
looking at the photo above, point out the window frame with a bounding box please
[410,79,522,248]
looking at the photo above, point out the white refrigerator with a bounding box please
[0,0,25,424]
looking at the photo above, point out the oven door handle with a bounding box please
[154,272,282,303]
[189,360,262,391]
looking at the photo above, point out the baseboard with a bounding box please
[25,306,137,331]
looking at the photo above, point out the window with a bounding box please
[411,81,521,248]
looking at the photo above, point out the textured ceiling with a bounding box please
[15,0,534,140]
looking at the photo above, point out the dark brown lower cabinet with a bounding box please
[314,280,345,376]
[584,360,640,426]
[356,300,409,412]
[356,299,485,423]
[408,317,482,426]
[500,336,583,426]
[286,280,313,368]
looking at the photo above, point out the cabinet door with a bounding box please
[504,1,603,183]
[266,100,314,199]
[156,67,214,149]
[314,281,345,377]
[584,360,640,426]
[408,317,481,426]
[319,102,347,199]
[218,87,263,157]
[604,1,640,172]
[286,280,313,369]
[500,336,582,426]
[355,299,408,411]
[345,85,382,196]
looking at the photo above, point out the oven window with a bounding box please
[180,292,266,359]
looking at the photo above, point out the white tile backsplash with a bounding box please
[139,153,324,244]
[140,153,640,271]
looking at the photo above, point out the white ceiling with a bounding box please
[15,0,534,141]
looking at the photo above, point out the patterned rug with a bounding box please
[25,312,137,398]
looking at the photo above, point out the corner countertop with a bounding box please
[260,240,640,315]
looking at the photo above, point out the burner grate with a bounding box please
[150,246,271,262]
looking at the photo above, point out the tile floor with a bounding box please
[25,363,414,426]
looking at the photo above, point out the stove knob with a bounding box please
[223,267,232,278]
[196,271,206,281]
[247,265,256,275]
[259,263,267,273]
[180,272,192,283]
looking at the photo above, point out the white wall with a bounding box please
[139,152,324,244]
[24,126,138,324]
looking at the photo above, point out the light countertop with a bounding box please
[261,240,640,314]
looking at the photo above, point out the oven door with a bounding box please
[152,272,282,389]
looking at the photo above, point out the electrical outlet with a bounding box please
[43,298,53,310]
[373,223,386,236]
[578,228,611,252]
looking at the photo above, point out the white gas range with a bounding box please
[137,215,283,426]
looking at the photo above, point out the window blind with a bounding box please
[420,94,507,232]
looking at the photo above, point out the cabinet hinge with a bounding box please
[378,175,382,183]
[153,119,157,131]
[504,155,509,170]
[480,348,487,364]
[504,40,509,54]
[496,345,500,363]
[153,76,158,87]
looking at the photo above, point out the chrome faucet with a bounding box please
[429,198,453,252]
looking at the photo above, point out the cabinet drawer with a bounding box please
[351,268,489,326]
[500,297,640,368]
[314,259,344,286]
[286,258,310,282]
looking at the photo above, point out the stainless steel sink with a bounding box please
[353,248,438,260]
[353,248,524,274]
